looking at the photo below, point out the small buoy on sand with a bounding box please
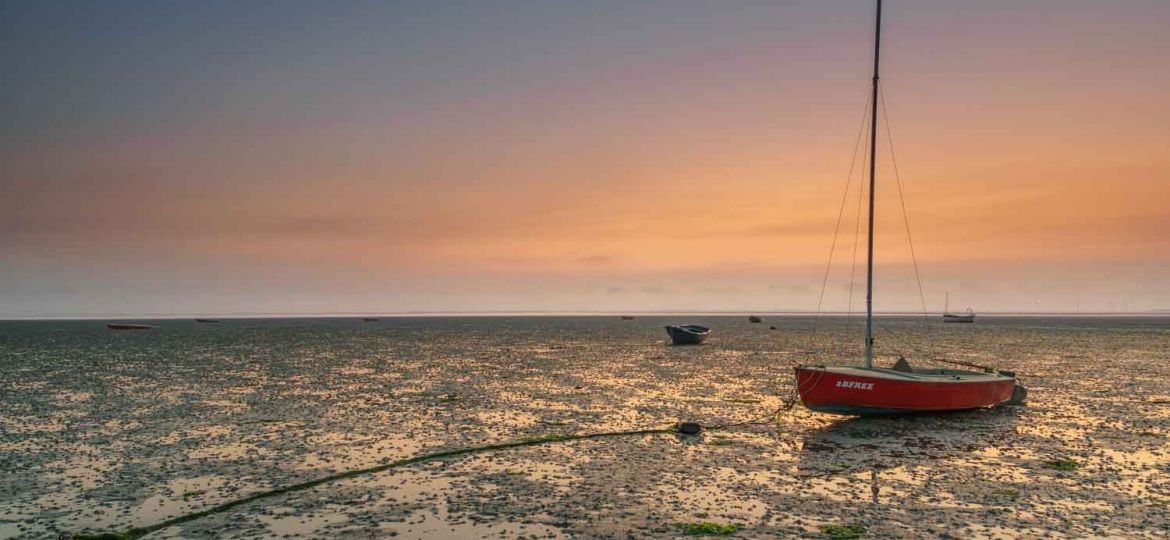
[677,422,702,435]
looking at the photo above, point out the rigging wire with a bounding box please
[860,82,938,363]
[810,87,935,364]
[845,123,869,334]
[878,82,930,325]
[812,94,872,345]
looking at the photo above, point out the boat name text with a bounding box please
[836,380,875,390]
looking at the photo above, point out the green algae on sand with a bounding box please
[1044,458,1080,471]
[675,521,740,535]
[821,523,866,539]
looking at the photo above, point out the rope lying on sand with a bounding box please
[71,392,802,540]
[70,427,679,540]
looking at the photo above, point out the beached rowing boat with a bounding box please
[665,325,710,345]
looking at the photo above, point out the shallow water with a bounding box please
[1,316,1168,538]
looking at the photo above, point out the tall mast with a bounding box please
[865,0,881,368]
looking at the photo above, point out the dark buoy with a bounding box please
[677,422,702,435]
[769,326,777,330]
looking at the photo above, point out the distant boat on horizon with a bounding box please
[362,317,380,322]
[943,292,976,323]
[195,318,220,323]
[748,315,762,323]
[665,324,710,345]
[620,316,635,320]
[106,323,155,330]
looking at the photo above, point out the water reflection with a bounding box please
[796,408,1023,471]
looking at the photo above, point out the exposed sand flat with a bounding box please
[0,316,1168,538]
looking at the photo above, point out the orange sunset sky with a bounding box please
[2,0,1168,316]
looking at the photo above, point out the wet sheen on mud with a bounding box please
[1,316,1168,538]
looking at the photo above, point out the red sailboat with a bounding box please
[794,0,1021,416]
[795,365,1017,416]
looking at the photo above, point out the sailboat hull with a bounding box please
[795,366,1015,416]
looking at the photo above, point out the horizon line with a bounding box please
[2,309,1169,321]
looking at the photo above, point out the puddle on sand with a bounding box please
[242,464,571,539]
[158,424,235,445]
[0,521,28,539]
[453,453,581,494]
[648,466,769,524]
[379,508,566,540]
[187,441,269,460]
[257,506,351,538]
[293,433,424,472]
[473,409,540,429]
[46,460,118,491]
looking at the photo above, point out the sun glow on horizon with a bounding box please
[2,1,1168,316]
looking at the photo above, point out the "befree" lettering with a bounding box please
[835,380,874,390]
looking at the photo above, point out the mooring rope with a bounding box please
[70,427,680,540]
[70,390,807,540]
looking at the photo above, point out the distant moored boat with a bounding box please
[943,311,976,323]
[665,325,710,345]
[943,293,976,323]
[106,323,155,330]
[621,316,635,320]
[748,315,763,323]
[362,317,380,322]
[195,319,220,323]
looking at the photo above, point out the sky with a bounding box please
[2,0,1169,317]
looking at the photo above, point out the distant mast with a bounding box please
[864,0,882,368]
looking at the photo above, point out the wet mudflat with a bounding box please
[1,316,1168,539]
